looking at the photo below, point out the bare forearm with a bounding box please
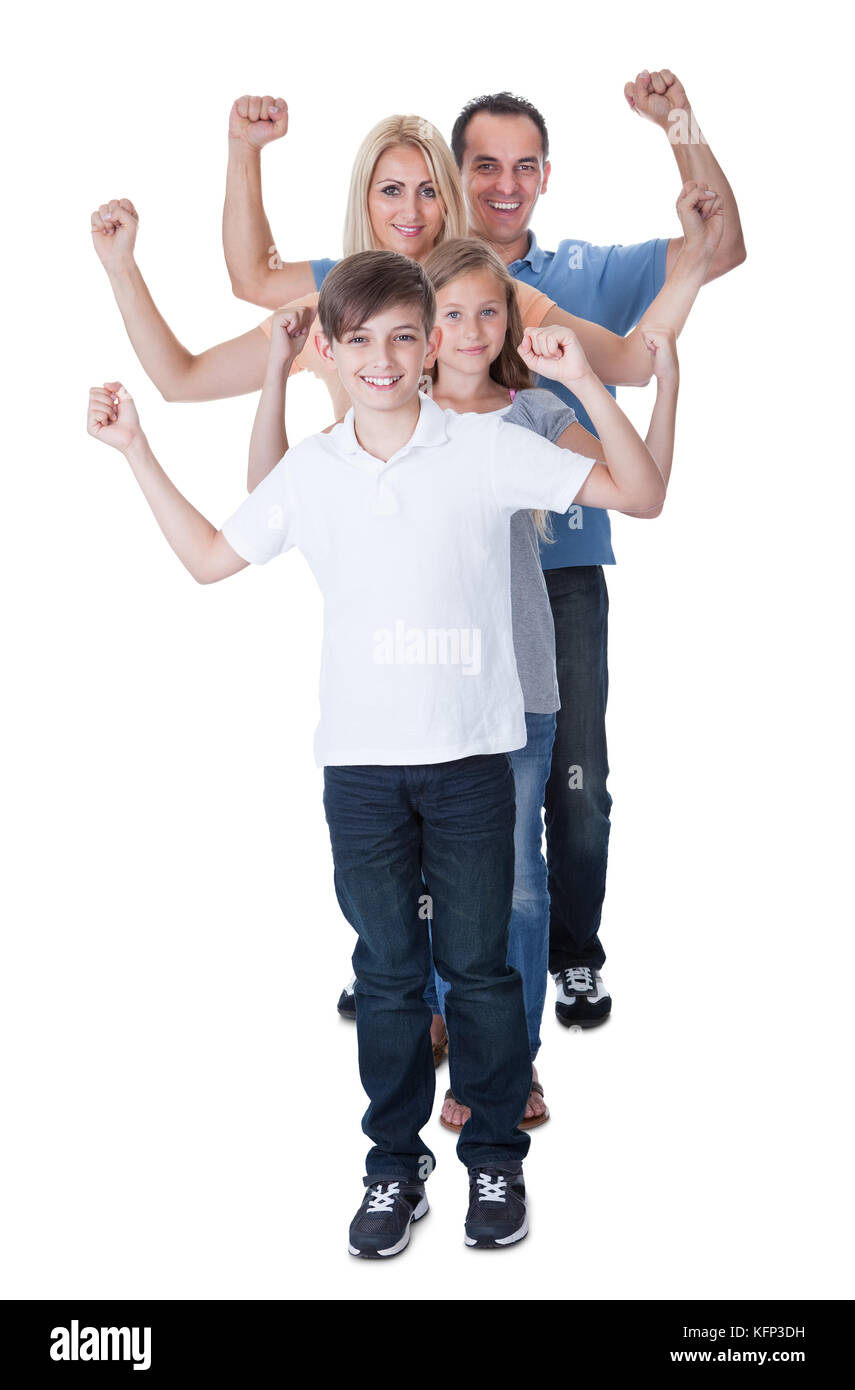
[106,258,196,400]
[669,110,746,273]
[645,374,678,489]
[125,434,221,582]
[570,371,665,511]
[622,374,679,517]
[224,142,276,297]
[638,241,710,341]
[249,367,289,491]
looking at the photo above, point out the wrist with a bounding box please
[124,433,151,464]
[562,366,599,396]
[227,134,262,162]
[106,254,138,283]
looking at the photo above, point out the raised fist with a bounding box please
[229,95,289,149]
[87,382,143,453]
[90,199,139,268]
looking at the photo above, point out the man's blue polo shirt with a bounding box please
[310,231,669,569]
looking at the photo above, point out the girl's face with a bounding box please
[433,270,509,376]
[367,145,446,262]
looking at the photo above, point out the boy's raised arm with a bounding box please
[87,383,248,585]
[518,326,666,515]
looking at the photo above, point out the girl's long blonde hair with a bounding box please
[342,116,468,257]
[424,238,553,542]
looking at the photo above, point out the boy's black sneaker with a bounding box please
[337,975,356,1020]
[348,1177,429,1258]
[464,1168,528,1248]
[553,966,611,1027]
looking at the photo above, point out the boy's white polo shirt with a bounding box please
[222,393,595,767]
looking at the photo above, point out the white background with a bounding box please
[2,0,852,1302]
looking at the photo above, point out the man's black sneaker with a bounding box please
[464,1168,528,1249]
[553,966,611,1028]
[337,975,356,1020]
[348,1178,429,1259]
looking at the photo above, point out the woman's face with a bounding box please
[434,270,509,375]
[367,144,447,262]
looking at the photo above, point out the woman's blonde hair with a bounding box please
[342,116,468,258]
[424,237,553,542]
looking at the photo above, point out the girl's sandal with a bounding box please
[518,1080,550,1130]
[432,1026,449,1068]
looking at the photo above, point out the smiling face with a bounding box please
[459,112,550,251]
[366,144,447,262]
[320,301,438,412]
[432,270,508,378]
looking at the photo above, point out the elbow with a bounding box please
[229,272,256,305]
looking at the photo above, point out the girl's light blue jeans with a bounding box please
[425,711,557,1062]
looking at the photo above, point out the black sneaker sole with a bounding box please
[337,991,356,1020]
[464,1215,528,1249]
[555,999,612,1029]
[348,1195,429,1259]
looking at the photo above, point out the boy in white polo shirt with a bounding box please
[87,250,665,1257]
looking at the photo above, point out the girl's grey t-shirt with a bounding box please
[503,389,580,714]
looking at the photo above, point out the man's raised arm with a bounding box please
[624,67,747,282]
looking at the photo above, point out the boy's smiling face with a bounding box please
[318,302,439,411]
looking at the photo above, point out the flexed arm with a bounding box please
[248,306,314,491]
[519,326,666,515]
[91,199,270,401]
[539,181,722,387]
[624,67,747,282]
[224,95,318,309]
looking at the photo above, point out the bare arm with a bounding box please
[91,199,270,402]
[539,182,720,386]
[624,68,747,282]
[552,327,677,518]
[247,306,314,490]
[519,327,665,515]
[224,96,317,309]
[87,383,248,585]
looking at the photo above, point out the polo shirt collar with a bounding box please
[510,231,546,274]
[337,392,448,461]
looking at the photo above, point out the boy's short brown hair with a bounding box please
[317,250,436,343]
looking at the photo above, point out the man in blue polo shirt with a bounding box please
[449,72,746,1028]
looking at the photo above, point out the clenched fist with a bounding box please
[267,304,316,372]
[90,199,139,268]
[87,382,142,453]
[229,95,288,149]
[623,69,690,129]
[517,324,593,385]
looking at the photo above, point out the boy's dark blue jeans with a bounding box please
[544,566,612,974]
[322,752,531,1179]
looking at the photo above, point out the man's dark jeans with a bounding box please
[322,753,531,1179]
[544,565,611,974]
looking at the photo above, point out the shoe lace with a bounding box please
[476,1173,507,1204]
[366,1182,399,1213]
[563,966,593,993]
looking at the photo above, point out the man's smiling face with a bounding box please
[460,112,551,250]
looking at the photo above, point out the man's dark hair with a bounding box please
[317,250,436,342]
[450,92,550,168]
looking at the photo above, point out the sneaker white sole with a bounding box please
[464,1214,528,1248]
[348,1194,430,1258]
